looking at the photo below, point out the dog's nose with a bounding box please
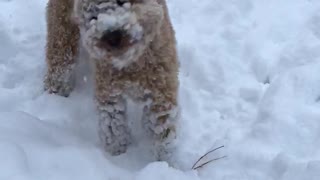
[100,30,124,48]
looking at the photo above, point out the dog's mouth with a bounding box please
[101,30,125,48]
[92,11,143,56]
[96,29,135,54]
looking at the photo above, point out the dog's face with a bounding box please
[73,0,164,68]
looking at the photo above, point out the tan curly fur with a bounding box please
[44,0,179,162]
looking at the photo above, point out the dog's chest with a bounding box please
[122,80,152,102]
[108,62,155,98]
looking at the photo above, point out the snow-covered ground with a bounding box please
[1,0,320,179]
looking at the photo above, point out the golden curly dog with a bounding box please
[44,0,179,162]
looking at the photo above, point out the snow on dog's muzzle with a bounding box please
[73,0,164,68]
[78,0,143,56]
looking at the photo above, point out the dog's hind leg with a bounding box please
[44,0,80,97]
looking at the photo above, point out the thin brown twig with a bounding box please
[191,145,225,169]
[193,155,227,170]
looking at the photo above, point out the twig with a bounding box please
[193,156,227,170]
[191,145,225,169]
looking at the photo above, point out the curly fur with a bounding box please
[44,0,179,162]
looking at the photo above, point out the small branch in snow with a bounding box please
[191,145,226,170]
[193,155,227,170]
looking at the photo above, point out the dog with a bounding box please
[44,0,180,162]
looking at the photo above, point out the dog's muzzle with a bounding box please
[93,11,143,53]
[77,0,144,59]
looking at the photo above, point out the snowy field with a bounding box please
[1,0,320,179]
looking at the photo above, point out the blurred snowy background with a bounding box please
[0,0,320,179]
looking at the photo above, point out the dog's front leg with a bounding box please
[95,64,132,155]
[97,96,131,155]
[142,95,179,162]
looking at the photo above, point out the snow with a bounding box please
[1,0,320,179]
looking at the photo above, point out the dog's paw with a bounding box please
[98,105,132,156]
[106,141,129,156]
[99,125,132,156]
[44,72,75,97]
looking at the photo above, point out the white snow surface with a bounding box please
[1,0,320,179]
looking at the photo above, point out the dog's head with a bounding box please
[73,0,164,68]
